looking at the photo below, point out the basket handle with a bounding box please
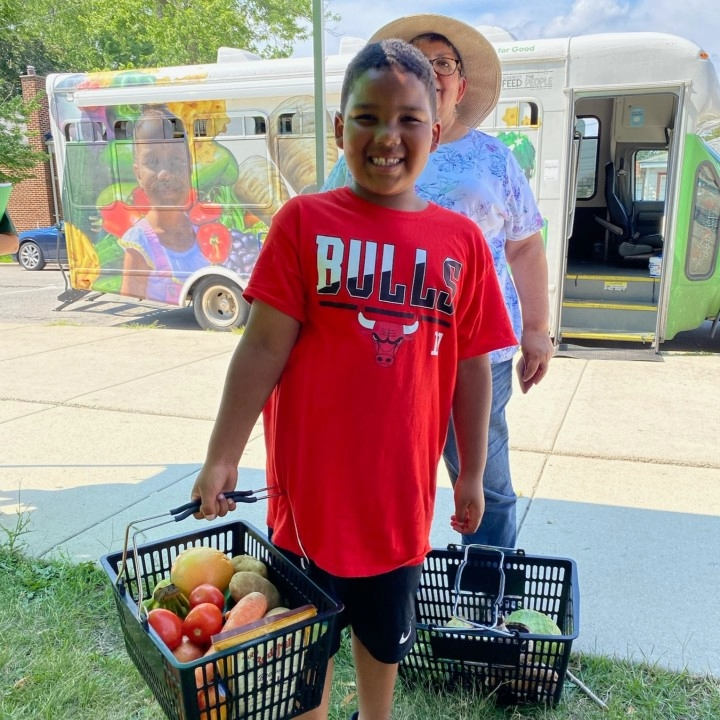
[444,544,518,634]
[114,488,277,621]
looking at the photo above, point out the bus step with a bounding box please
[563,271,659,303]
[55,288,91,310]
[559,328,656,343]
[561,299,657,334]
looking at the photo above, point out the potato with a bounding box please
[230,555,268,578]
[229,571,282,610]
[264,606,290,618]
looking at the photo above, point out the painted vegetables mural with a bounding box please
[53,67,336,304]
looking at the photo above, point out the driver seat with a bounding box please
[595,161,663,259]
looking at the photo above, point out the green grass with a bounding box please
[0,254,15,263]
[1,523,718,720]
[46,319,83,327]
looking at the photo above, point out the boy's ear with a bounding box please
[430,120,441,154]
[333,112,344,149]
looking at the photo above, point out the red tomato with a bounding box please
[189,203,223,226]
[183,603,224,648]
[196,222,232,264]
[172,636,206,663]
[189,583,226,612]
[147,608,183,651]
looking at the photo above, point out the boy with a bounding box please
[191,39,516,720]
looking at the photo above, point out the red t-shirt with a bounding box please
[247,187,515,577]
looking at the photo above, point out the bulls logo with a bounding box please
[358,311,419,366]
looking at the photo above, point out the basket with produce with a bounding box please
[400,544,579,707]
[101,494,341,720]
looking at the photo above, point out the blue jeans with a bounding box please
[443,359,516,548]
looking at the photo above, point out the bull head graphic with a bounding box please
[358,311,419,366]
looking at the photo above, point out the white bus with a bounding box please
[47,31,720,345]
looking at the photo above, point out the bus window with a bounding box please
[194,114,267,138]
[64,120,107,142]
[575,116,599,200]
[191,112,270,203]
[686,162,720,279]
[64,120,111,208]
[278,113,294,134]
[113,120,131,140]
[634,150,668,201]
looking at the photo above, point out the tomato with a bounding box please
[189,583,226,612]
[189,202,223,226]
[99,201,144,237]
[196,222,232,264]
[183,603,224,648]
[172,636,206,663]
[147,608,183,651]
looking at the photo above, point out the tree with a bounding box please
[0,0,327,182]
[0,93,46,184]
[8,0,315,81]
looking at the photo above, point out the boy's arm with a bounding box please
[191,299,300,520]
[450,354,492,536]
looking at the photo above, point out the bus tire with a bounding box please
[192,276,250,331]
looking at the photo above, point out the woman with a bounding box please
[324,15,554,548]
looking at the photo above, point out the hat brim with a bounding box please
[368,14,501,127]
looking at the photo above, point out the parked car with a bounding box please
[16,221,68,270]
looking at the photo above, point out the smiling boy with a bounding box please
[191,39,515,720]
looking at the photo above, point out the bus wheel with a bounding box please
[192,277,250,331]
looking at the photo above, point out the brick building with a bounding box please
[7,68,61,231]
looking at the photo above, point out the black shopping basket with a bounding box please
[400,544,579,706]
[101,505,342,720]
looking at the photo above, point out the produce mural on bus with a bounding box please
[495,103,539,181]
[53,69,337,300]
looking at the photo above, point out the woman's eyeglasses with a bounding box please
[429,57,461,76]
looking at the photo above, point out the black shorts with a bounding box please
[278,547,423,664]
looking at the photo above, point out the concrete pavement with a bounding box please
[1,321,719,678]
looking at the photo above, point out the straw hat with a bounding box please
[368,14,502,127]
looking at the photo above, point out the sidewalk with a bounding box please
[1,321,719,677]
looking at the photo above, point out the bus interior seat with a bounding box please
[595,161,663,260]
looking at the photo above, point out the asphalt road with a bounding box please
[1,260,719,352]
[0,261,198,330]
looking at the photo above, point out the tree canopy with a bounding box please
[0,0,315,96]
[0,0,320,181]
[0,94,46,183]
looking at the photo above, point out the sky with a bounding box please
[292,0,720,67]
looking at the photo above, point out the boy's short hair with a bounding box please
[340,39,437,119]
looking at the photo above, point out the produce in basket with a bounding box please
[223,591,268,632]
[230,554,268,578]
[147,608,183,651]
[229,571,282,609]
[142,578,191,618]
[505,609,562,656]
[172,636,206,663]
[189,583,226,612]
[509,655,559,698]
[197,681,228,720]
[170,546,235,597]
[183,602,225,648]
[194,592,269,687]
[265,606,290,617]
